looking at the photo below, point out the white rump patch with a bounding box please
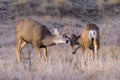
[89,30,97,40]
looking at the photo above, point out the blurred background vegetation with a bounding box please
[0,0,120,21]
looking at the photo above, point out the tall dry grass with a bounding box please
[0,15,120,80]
[0,0,119,79]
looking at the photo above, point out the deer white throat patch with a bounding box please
[89,30,97,40]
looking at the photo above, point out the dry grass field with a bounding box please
[0,0,120,80]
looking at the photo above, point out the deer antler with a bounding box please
[60,25,72,35]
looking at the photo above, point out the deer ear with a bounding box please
[64,25,70,30]
[53,28,59,36]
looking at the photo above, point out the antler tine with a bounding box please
[60,24,72,34]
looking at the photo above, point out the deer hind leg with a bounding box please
[81,47,85,60]
[16,39,22,63]
[16,39,22,62]
[80,47,85,66]
[21,41,27,48]
[90,49,94,61]
[94,39,98,60]
[16,39,27,63]
[86,47,92,63]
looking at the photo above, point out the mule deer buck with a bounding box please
[64,23,99,60]
[16,18,69,62]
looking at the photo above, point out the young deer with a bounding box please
[64,23,99,60]
[16,18,69,62]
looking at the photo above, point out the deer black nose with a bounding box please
[63,34,67,38]
[66,40,69,43]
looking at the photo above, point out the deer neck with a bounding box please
[42,35,57,46]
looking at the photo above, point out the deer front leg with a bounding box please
[72,45,80,54]
[33,42,42,61]
[43,47,48,61]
